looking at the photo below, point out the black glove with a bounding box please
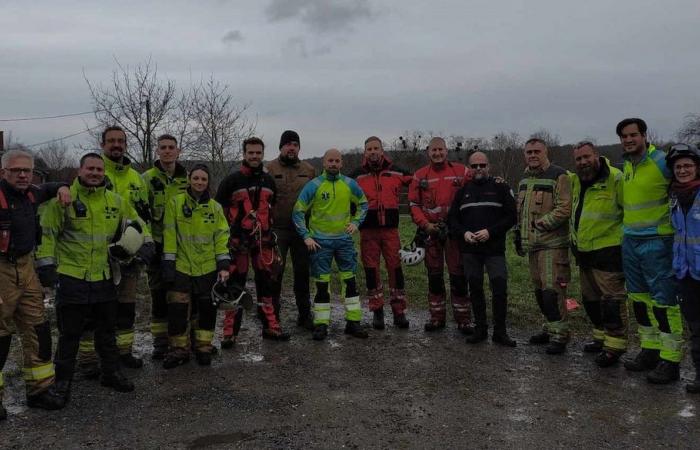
[162,259,176,284]
[216,258,231,273]
[36,265,57,288]
[136,242,156,266]
[514,230,525,257]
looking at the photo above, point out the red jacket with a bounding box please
[408,161,472,228]
[214,163,276,238]
[352,155,411,229]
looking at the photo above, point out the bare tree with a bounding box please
[489,131,524,187]
[646,127,670,149]
[187,75,256,184]
[678,114,700,145]
[85,57,177,168]
[529,127,561,148]
[36,141,76,171]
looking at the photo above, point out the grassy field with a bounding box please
[291,215,593,334]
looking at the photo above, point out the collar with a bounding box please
[322,170,340,181]
[278,156,301,168]
[102,154,133,172]
[154,160,187,178]
[73,177,106,195]
[241,161,263,177]
[187,187,211,204]
[0,179,31,198]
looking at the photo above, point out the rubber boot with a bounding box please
[466,327,488,344]
[195,351,212,366]
[389,289,408,329]
[647,360,680,384]
[296,313,315,331]
[492,331,517,347]
[594,351,620,368]
[152,342,168,360]
[458,323,475,336]
[163,349,190,369]
[312,324,328,341]
[624,349,661,372]
[221,336,236,349]
[583,340,604,353]
[26,385,66,411]
[545,341,567,355]
[260,297,291,341]
[529,331,550,345]
[100,371,135,392]
[393,313,409,329]
[424,320,446,332]
[686,368,700,394]
[372,309,385,330]
[344,321,369,339]
[119,353,144,369]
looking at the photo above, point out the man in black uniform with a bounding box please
[448,151,517,346]
[0,149,70,419]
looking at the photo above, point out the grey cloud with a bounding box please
[222,30,243,43]
[284,37,332,58]
[265,0,372,33]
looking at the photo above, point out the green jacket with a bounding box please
[142,161,189,245]
[36,179,143,282]
[102,154,151,225]
[292,171,368,240]
[163,190,230,276]
[570,157,623,252]
[622,144,673,237]
[516,162,571,251]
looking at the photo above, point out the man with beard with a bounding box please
[36,153,144,401]
[515,138,571,355]
[351,136,411,330]
[618,118,681,384]
[78,126,155,375]
[266,130,316,330]
[216,137,290,345]
[408,137,473,333]
[569,142,628,367]
[293,149,369,340]
[142,134,189,359]
[448,151,517,346]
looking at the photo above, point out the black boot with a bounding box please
[393,313,409,329]
[297,313,315,331]
[583,340,604,353]
[53,380,72,404]
[647,360,680,384]
[594,351,620,368]
[0,404,6,421]
[195,352,212,366]
[466,327,488,344]
[100,371,135,392]
[345,321,369,339]
[546,341,567,355]
[529,331,550,345]
[686,369,700,394]
[492,330,517,347]
[624,349,660,372]
[458,323,475,336]
[119,353,144,369]
[79,364,101,380]
[26,386,66,411]
[372,309,385,330]
[312,324,328,341]
[262,328,291,341]
[163,351,190,369]
[424,320,446,332]
[221,336,236,349]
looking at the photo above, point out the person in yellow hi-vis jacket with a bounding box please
[161,164,231,368]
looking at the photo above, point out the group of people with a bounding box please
[1,117,700,422]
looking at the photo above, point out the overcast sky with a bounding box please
[2,0,700,158]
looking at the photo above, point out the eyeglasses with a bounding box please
[470,164,488,169]
[5,168,33,174]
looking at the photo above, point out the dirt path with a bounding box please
[1,305,698,449]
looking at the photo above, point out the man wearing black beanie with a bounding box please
[266,130,316,329]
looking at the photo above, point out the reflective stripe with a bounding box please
[659,332,683,362]
[151,321,168,335]
[604,335,627,351]
[409,202,420,207]
[22,363,55,382]
[339,271,355,280]
[624,219,665,229]
[195,329,214,342]
[171,334,189,348]
[163,253,176,261]
[459,202,502,210]
[314,303,331,324]
[116,330,134,348]
[315,274,331,283]
[422,206,443,214]
[79,339,94,353]
[344,296,362,321]
[592,328,605,341]
[63,230,112,242]
[0,372,4,388]
[579,211,623,221]
[176,235,215,244]
[623,197,668,211]
[638,325,661,350]
[215,254,230,262]
[675,235,700,245]
[35,257,56,268]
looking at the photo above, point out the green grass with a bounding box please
[278,215,593,334]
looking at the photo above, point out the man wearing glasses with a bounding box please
[448,152,517,346]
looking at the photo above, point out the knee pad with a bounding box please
[343,277,358,298]
[601,299,624,329]
[35,320,53,361]
[449,274,467,296]
[364,267,378,290]
[652,306,671,333]
[428,273,445,295]
[632,300,652,326]
[541,289,562,322]
[168,303,190,336]
[116,302,136,330]
[315,282,330,303]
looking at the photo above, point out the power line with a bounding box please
[25,125,101,148]
[0,110,103,122]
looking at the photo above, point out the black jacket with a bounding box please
[447,177,517,255]
[0,180,65,258]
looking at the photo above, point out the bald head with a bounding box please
[468,151,490,180]
[427,137,448,165]
[323,148,343,175]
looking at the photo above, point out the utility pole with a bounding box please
[145,96,152,166]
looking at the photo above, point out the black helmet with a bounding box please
[211,279,253,310]
[666,143,700,166]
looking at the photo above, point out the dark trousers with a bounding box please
[679,276,700,369]
[270,228,311,318]
[462,253,508,332]
[54,301,120,381]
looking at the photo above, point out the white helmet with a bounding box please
[400,242,426,266]
[109,219,145,264]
